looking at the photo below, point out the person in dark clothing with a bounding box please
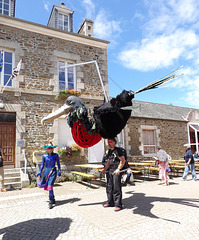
[101,138,125,212]
[102,153,110,198]
[183,144,197,181]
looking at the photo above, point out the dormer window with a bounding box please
[48,4,73,32]
[58,13,69,31]
[0,0,10,16]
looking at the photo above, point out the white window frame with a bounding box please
[188,122,199,153]
[116,130,125,149]
[0,49,14,88]
[58,61,76,91]
[0,0,11,16]
[58,13,69,31]
[140,125,160,156]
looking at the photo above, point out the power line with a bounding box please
[108,75,124,91]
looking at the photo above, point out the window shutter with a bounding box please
[69,13,73,32]
[11,0,15,17]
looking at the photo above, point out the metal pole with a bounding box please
[22,149,27,174]
[1,75,12,93]
[1,59,22,93]
[61,60,109,102]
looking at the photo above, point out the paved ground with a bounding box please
[0,175,199,240]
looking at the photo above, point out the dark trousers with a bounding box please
[106,168,122,208]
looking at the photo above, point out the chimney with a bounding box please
[77,18,94,37]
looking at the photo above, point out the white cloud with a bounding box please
[43,1,50,12]
[167,66,199,107]
[82,0,95,19]
[118,29,198,71]
[44,4,49,12]
[144,0,199,35]
[94,9,122,42]
[186,90,199,107]
[80,1,122,44]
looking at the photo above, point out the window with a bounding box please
[0,50,13,87]
[58,61,76,90]
[142,129,156,154]
[0,0,10,16]
[58,13,69,31]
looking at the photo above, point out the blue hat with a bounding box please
[42,142,57,149]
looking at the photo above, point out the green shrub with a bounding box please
[27,181,36,188]
[55,173,73,183]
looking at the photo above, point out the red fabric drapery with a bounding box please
[71,120,101,148]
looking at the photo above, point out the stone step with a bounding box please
[4,176,21,183]
[4,182,22,189]
[4,168,21,173]
[4,172,21,178]
[3,168,22,190]
[3,165,14,169]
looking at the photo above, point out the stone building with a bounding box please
[123,100,199,161]
[0,2,109,181]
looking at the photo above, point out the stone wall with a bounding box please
[0,24,108,95]
[127,117,188,160]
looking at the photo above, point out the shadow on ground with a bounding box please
[0,217,72,240]
[79,187,199,223]
[123,190,199,223]
[55,197,81,206]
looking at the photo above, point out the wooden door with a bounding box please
[0,122,16,166]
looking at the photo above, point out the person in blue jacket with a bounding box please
[37,142,61,209]
[183,144,197,181]
[193,151,199,162]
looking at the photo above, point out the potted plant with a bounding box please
[56,89,81,101]
[58,146,72,157]
[71,144,82,156]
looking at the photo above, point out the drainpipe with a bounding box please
[22,149,27,174]
[187,123,190,146]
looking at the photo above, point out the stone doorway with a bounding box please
[0,112,16,166]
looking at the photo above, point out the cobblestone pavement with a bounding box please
[0,176,199,240]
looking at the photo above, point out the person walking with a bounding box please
[183,144,197,181]
[101,138,125,212]
[156,147,169,186]
[0,147,6,192]
[37,142,61,209]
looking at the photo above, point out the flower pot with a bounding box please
[72,150,80,156]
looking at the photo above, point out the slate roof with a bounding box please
[130,100,198,121]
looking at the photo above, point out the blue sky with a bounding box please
[15,0,199,108]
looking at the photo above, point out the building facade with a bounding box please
[0,3,109,169]
[124,100,199,161]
